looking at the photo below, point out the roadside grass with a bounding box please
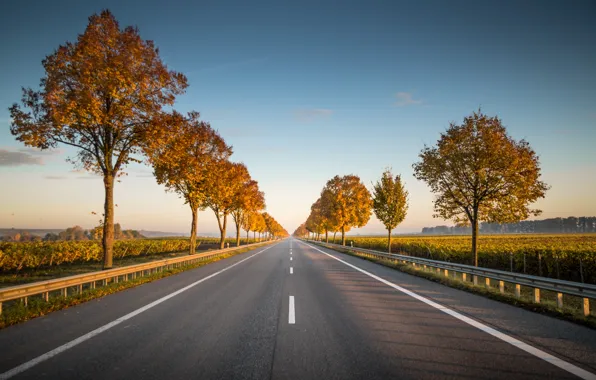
[0,243,268,330]
[0,243,225,288]
[325,245,596,330]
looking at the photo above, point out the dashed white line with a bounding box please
[0,244,278,380]
[290,257,293,261]
[289,296,296,324]
[290,267,293,274]
[299,241,596,380]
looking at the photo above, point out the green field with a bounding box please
[335,234,596,284]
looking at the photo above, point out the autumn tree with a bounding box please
[148,111,231,254]
[9,10,187,269]
[254,213,267,241]
[372,169,409,253]
[204,161,247,249]
[323,175,372,246]
[231,174,265,247]
[413,110,549,266]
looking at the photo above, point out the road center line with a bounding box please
[0,244,278,380]
[290,257,293,261]
[290,267,293,274]
[289,296,296,324]
[299,241,596,380]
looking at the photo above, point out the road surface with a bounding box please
[1,238,595,379]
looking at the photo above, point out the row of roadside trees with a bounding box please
[294,170,409,254]
[294,110,549,266]
[8,10,287,269]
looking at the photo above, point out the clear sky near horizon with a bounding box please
[0,0,595,236]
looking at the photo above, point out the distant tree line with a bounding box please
[421,216,596,234]
[1,224,145,242]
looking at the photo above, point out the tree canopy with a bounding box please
[413,110,549,266]
[148,111,232,254]
[9,10,187,268]
[372,169,409,253]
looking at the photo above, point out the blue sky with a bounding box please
[1,0,595,235]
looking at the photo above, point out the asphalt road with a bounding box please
[1,238,595,379]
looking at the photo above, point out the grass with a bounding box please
[320,243,596,330]
[0,243,270,330]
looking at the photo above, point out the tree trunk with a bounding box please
[253,231,256,241]
[325,230,329,243]
[333,231,337,244]
[220,213,228,249]
[341,225,346,246]
[102,174,115,269]
[246,229,250,242]
[236,219,241,247]
[472,208,479,267]
[189,206,198,255]
[387,228,391,253]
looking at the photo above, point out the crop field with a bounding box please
[0,237,260,272]
[337,234,596,284]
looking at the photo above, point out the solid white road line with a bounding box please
[289,296,296,324]
[290,267,293,274]
[299,241,596,380]
[0,244,278,380]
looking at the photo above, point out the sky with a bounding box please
[0,0,595,236]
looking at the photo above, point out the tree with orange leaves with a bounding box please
[148,111,231,255]
[9,10,187,269]
[322,175,372,246]
[231,177,265,247]
[203,161,248,249]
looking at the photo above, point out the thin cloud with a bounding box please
[0,149,43,166]
[294,108,334,123]
[394,92,422,107]
[18,147,63,156]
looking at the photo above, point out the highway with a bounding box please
[1,238,595,379]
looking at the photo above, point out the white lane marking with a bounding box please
[0,244,278,380]
[290,257,293,261]
[299,242,596,380]
[290,267,293,274]
[289,296,296,324]
[290,252,292,255]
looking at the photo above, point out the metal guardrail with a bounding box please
[308,240,595,316]
[0,240,276,315]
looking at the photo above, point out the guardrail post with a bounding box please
[499,281,504,294]
[557,293,563,309]
[23,297,28,307]
[91,281,95,290]
[485,278,490,288]
[473,276,478,286]
[534,288,540,303]
[44,292,49,302]
[444,269,448,277]
[515,284,521,298]
[78,284,83,294]
[462,273,467,282]
[62,288,67,298]
[0,302,2,315]
[584,298,590,316]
